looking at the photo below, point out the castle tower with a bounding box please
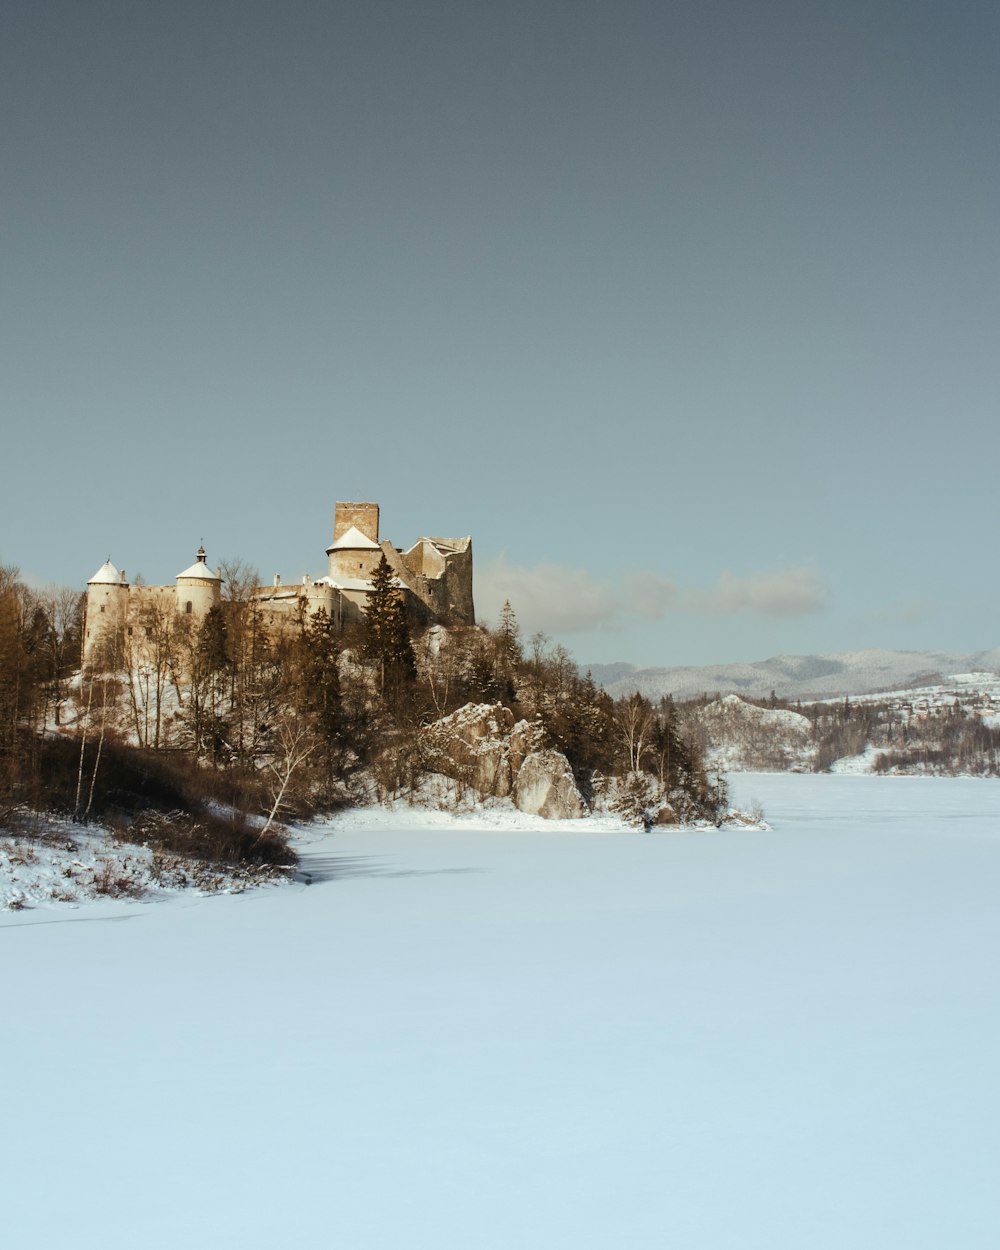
[332,502,379,545]
[84,559,129,666]
[326,501,383,582]
[301,574,341,625]
[175,546,222,622]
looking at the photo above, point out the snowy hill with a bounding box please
[589,647,1000,702]
[694,693,815,772]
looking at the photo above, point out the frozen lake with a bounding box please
[4,773,1000,1248]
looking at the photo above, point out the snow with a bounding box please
[325,573,406,591]
[0,815,287,910]
[325,575,374,591]
[5,774,1000,1248]
[329,524,381,550]
[595,648,1000,701]
[702,695,815,772]
[86,558,120,584]
[175,558,221,580]
[842,670,1000,714]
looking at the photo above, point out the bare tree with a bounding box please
[259,714,316,837]
[614,692,656,774]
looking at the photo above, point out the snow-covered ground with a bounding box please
[4,774,1000,1248]
[0,814,288,910]
[803,669,1000,732]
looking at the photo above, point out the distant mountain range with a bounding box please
[586,648,1000,702]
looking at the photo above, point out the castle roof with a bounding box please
[176,559,221,582]
[328,525,380,551]
[320,574,405,592]
[88,559,122,585]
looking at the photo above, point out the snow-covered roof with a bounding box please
[326,576,375,592]
[176,559,221,582]
[323,574,406,593]
[88,559,122,585]
[329,525,380,551]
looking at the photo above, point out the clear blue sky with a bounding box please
[3,1,997,666]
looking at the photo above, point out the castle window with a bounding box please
[185,601,193,614]
[127,627,133,636]
[99,605,105,613]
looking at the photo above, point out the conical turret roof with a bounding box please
[328,525,380,551]
[176,547,221,581]
[88,559,122,585]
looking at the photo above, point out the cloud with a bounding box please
[693,567,828,617]
[476,558,826,635]
[621,572,678,620]
[477,555,616,634]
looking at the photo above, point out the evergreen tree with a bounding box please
[362,556,416,693]
[189,606,229,764]
[495,600,522,700]
[294,608,341,743]
[468,635,503,704]
[197,605,229,675]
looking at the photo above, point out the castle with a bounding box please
[84,502,474,664]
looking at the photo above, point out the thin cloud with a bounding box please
[477,558,827,635]
[693,567,828,617]
[477,555,616,634]
[621,572,678,620]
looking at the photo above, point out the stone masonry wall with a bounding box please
[333,502,379,544]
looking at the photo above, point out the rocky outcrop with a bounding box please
[423,702,520,797]
[422,703,584,818]
[512,750,586,820]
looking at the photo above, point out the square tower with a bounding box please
[332,502,379,545]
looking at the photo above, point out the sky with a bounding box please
[3,0,998,668]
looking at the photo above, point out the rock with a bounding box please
[508,718,547,778]
[423,706,585,817]
[423,703,517,798]
[513,750,586,820]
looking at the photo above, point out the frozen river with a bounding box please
[4,773,1000,1248]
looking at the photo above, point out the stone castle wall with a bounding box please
[332,502,379,544]
[84,501,474,665]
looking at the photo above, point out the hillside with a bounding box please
[589,647,1000,702]
[684,676,1000,776]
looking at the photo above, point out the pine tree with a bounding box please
[295,608,341,743]
[362,556,415,693]
[197,605,229,675]
[495,600,522,702]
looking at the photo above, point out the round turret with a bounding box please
[302,575,340,625]
[326,524,382,581]
[84,558,129,665]
[175,547,222,621]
